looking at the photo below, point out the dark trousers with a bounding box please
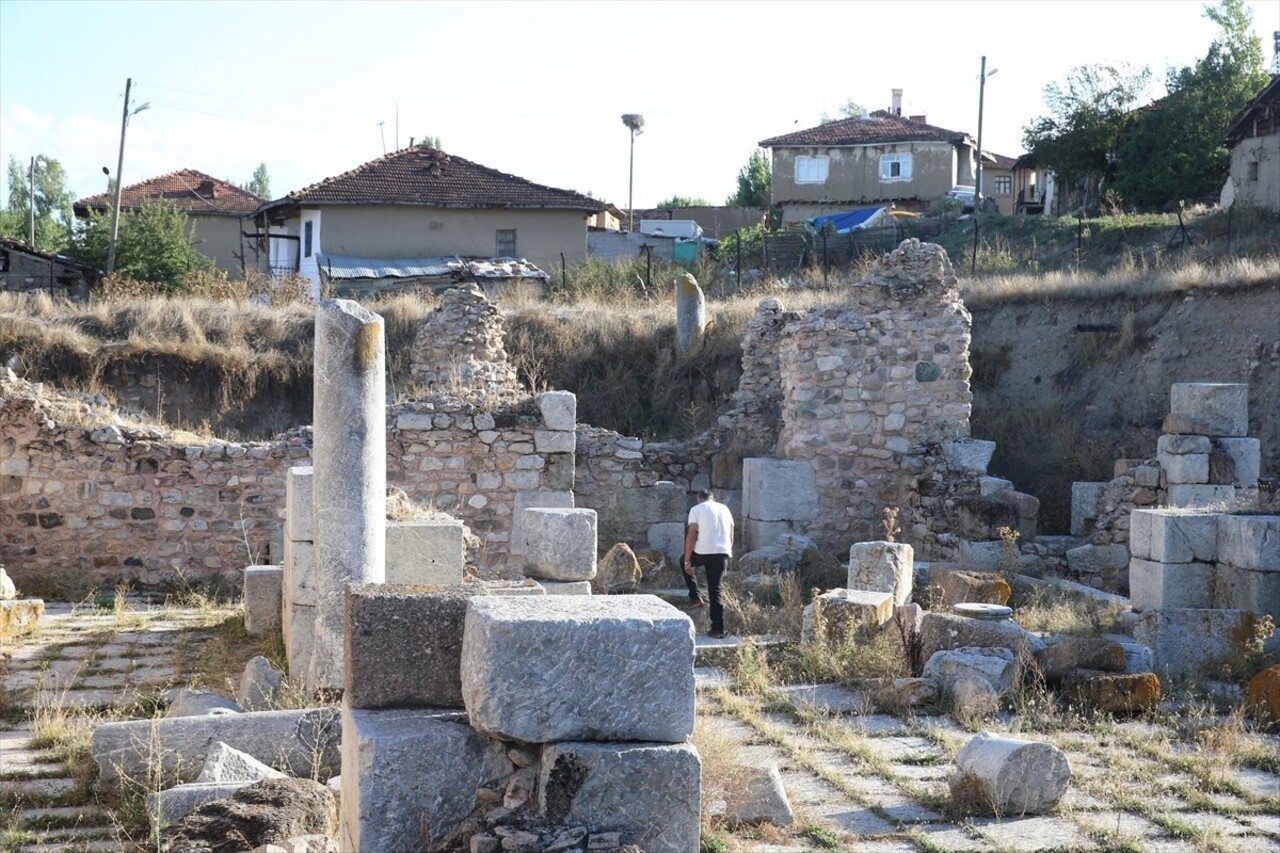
[684,551,728,634]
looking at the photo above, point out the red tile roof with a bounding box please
[258,147,604,214]
[985,152,1017,170]
[760,111,970,147]
[75,169,262,218]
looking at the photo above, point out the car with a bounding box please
[945,186,976,211]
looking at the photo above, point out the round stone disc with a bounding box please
[953,602,1013,621]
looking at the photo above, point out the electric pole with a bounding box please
[107,78,133,276]
[28,156,35,246]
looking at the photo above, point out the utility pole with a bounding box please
[28,156,35,246]
[107,78,133,276]
[972,57,997,276]
[377,121,387,155]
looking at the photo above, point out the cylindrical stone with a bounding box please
[310,299,387,692]
[675,273,706,355]
[950,731,1070,815]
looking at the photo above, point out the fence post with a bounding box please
[736,231,742,288]
[822,229,828,285]
[560,252,566,290]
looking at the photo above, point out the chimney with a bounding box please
[909,114,928,124]
[891,88,903,116]
[197,179,217,198]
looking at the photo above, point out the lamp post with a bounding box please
[622,113,644,231]
[106,77,150,276]
[971,57,998,275]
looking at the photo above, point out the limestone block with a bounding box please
[1129,509,1219,564]
[1157,434,1212,455]
[147,782,251,833]
[1169,383,1248,437]
[340,706,512,853]
[165,689,244,718]
[385,519,465,587]
[1129,558,1213,611]
[286,603,315,680]
[92,708,341,789]
[738,545,803,576]
[928,566,1011,608]
[1134,464,1161,488]
[1209,450,1236,485]
[538,741,701,853]
[1166,484,1235,509]
[160,779,335,851]
[950,677,999,720]
[285,466,314,542]
[953,496,1021,541]
[243,566,283,637]
[237,656,284,711]
[956,539,1007,570]
[534,429,576,454]
[510,490,574,557]
[477,579,546,596]
[537,580,594,595]
[283,539,316,606]
[1061,670,1162,712]
[0,598,44,641]
[675,271,707,356]
[922,647,1018,694]
[537,390,577,431]
[950,732,1070,816]
[1133,608,1257,678]
[847,541,914,606]
[522,508,597,582]
[1211,437,1260,487]
[647,521,687,567]
[726,763,794,827]
[1158,452,1209,485]
[344,584,473,709]
[943,439,996,474]
[801,589,894,643]
[1034,637,1127,683]
[1115,640,1155,675]
[1217,514,1280,571]
[619,481,687,525]
[1066,543,1131,578]
[1213,562,1280,615]
[196,742,287,784]
[919,612,1045,663]
[979,477,1014,497]
[742,458,819,522]
[743,519,796,553]
[595,543,642,594]
[461,595,695,743]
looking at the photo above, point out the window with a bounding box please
[794,156,829,184]
[879,153,912,181]
[303,221,313,258]
[496,229,517,257]
[993,175,1012,196]
[1247,161,1260,181]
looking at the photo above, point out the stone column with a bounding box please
[675,272,705,355]
[309,299,386,692]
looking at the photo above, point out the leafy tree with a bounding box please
[72,199,214,292]
[1022,63,1151,204]
[244,163,271,199]
[416,134,443,150]
[655,195,710,208]
[726,148,771,207]
[820,97,865,124]
[1,154,74,251]
[1111,0,1268,207]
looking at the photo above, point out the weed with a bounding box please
[800,822,843,849]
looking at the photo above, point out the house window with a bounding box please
[1247,161,1259,181]
[993,175,1012,195]
[496,229,517,257]
[879,153,912,181]
[303,221,313,258]
[794,156,829,184]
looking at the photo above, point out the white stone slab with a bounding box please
[521,508,597,581]
[742,458,819,522]
[536,580,594,595]
[847,541,913,606]
[1217,514,1280,571]
[537,390,577,431]
[1128,558,1213,610]
[1170,383,1248,436]
[285,466,314,542]
[385,519,465,586]
[243,566,283,637]
[510,489,574,557]
[1212,437,1261,487]
[1166,484,1235,509]
[1158,452,1209,484]
[1129,509,1218,564]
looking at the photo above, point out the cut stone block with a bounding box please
[385,519,465,587]
[847,541,914,606]
[237,655,284,711]
[1213,562,1280,615]
[339,705,512,853]
[1114,640,1155,675]
[1062,670,1162,712]
[1157,434,1212,455]
[510,489,574,557]
[950,676,1000,720]
[742,458,819,523]
[1129,558,1213,610]
[738,545,802,576]
[1211,437,1260,487]
[196,742,287,783]
[1217,514,1280,571]
[1132,608,1257,678]
[920,611,1045,663]
[953,496,1021,540]
[727,763,794,827]
[979,477,1014,496]
[619,481,688,525]
[537,580,594,595]
[243,566,283,637]
[537,390,577,431]
[923,647,1017,694]
[647,521,688,567]
[286,603,315,680]
[743,518,796,553]
[461,595,695,743]
[800,589,894,643]
[92,708,341,789]
[955,539,1008,571]
[928,565,1011,608]
[147,782,250,833]
[522,508,597,582]
[477,578,546,596]
[943,439,997,474]
[1169,383,1248,437]
[1129,509,1218,564]
[534,428,576,454]
[1066,543,1131,577]
[538,741,700,853]
[1166,484,1235,509]
[950,732,1070,816]
[344,584,473,710]
[285,466,314,542]
[1034,637,1127,683]
[165,689,243,719]
[0,598,44,641]
[283,538,316,607]
[1158,452,1209,485]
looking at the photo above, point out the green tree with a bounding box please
[244,163,271,199]
[726,148,771,207]
[72,199,214,292]
[820,97,865,124]
[655,195,710,208]
[1,154,74,251]
[1022,63,1151,203]
[1111,0,1268,207]
[416,134,443,150]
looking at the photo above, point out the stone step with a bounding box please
[16,805,111,828]
[694,633,791,667]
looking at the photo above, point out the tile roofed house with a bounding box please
[759,97,982,224]
[248,147,604,295]
[74,169,262,277]
[0,236,98,300]
[1222,76,1279,213]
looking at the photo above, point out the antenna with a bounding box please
[395,103,400,150]
[377,121,386,155]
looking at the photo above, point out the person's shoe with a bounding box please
[689,600,704,609]
[708,631,726,639]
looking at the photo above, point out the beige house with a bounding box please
[249,147,603,294]
[760,108,980,225]
[74,169,261,277]
[1223,77,1279,213]
[980,152,1018,215]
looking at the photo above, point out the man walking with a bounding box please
[682,489,734,639]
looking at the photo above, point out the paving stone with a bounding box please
[1241,812,1280,834]
[861,735,938,762]
[808,801,897,835]
[778,683,871,715]
[1168,811,1254,835]
[0,776,78,797]
[1074,810,1164,839]
[0,749,62,773]
[973,815,1091,851]
[887,762,951,782]
[911,823,997,851]
[1235,767,1280,798]
[842,714,909,735]
[693,667,734,691]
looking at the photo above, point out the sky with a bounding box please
[2,0,1278,211]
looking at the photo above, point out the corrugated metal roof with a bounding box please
[316,255,549,281]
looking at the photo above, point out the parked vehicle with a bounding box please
[945,186,976,211]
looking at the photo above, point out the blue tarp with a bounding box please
[807,207,887,234]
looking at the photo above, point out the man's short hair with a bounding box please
[696,489,714,501]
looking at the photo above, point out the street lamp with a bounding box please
[622,113,644,231]
[972,57,998,275]
[106,77,150,276]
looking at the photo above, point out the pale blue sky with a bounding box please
[2,0,1277,209]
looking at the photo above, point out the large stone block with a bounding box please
[742,458,819,523]
[847,541,913,606]
[285,603,315,680]
[285,466,314,542]
[923,647,1018,694]
[647,521,688,567]
[537,390,577,431]
[521,508,597,582]
[1213,562,1280,616]
[943,439,997,474]
[1169,383,1248,437]
[919,612,1045,664]
[1129,509,1218,564]
[1157,434,1212,455]
[196,742,286,783]
[283,538,316,606]
[344,584,475,710]
[743,519,796,553]
[534,429,576,454]
[1033,637,1126,683]
[1132,608,1257,678]
[1211,437,1260,487]
[385,519,465,587]
[538,741,701,853]
[1066,543,1131,577]
[147,782,251,834]
[927,566,1012,608]
[1129,558,1213,610]
[956,539,1007,571]
[1217,514,1280,571]
[950,732,1070,816]
[243,566,283,637]
[953,496,1020,540]
[340,706,511,853]
[1158,452,1209,485]
[537,580,594,595]
[1166,484,1235,509]
[0,598,44,642]
[92,708,341,790]
[619,481,688,525]
[510,490,574,557]
[801,589,894,643]
[461,595,695,743]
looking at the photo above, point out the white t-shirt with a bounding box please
[688,500,734,555]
